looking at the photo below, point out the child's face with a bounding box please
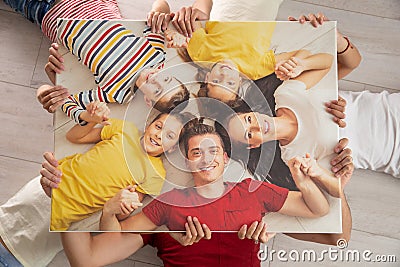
[137,69,182,104]
[143,113,183,156]
[205,60,241,103]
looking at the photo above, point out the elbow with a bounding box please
[326,53,334,69]
[66,131,79,144]
[317,206,330,217]
[326,231,351,246]
[311,204,330,218]
[352,53,362,70]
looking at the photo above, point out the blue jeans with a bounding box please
[3,0,54,25]
[0,241,23,267]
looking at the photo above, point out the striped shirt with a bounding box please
[41,0,123,42]
[56,19,166,124]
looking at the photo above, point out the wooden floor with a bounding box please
[0,0,399,266]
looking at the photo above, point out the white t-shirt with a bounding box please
[210,0,283,21]
[274,80,338,169]
[0,177,62,267]
[340,90,400,178]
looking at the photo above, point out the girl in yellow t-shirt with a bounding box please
[167,21,307,105]
[51,102,192,231]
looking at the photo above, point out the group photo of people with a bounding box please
[48,17,342,234]
[0,0,399,266]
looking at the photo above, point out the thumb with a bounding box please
[128,185,138,192]
[288,16,297,21]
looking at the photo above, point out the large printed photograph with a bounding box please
[51,19,340,233]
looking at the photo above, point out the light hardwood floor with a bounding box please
[0,0,399,266]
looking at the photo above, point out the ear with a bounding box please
[143,95,153,107]
[205,72,210,82]
[223,152,229,164]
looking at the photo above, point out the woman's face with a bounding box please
[205,59,242,103]
[227,112,274,149]
[143,114,183,156]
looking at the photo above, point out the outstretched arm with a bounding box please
[61,232,144,267]
[300,154,341,197]
[288,13,361,79]
[285,192,351,245]
[279,157,329,218]
[100,198,157,231]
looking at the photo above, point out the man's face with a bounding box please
[186,133,228,186]
[143,114,183,157]
[137,68,182,105]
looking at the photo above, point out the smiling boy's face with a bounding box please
[186,133,228,186]
[136,68,183,106]
[143,113,183,157]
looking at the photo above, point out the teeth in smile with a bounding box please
[150,138,159,146]
[200,166,215,171]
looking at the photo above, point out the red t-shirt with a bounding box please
[142,232,262,267]
[143,178,289,231]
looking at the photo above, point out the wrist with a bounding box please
[296,179,313,192]
[337,36,352,54]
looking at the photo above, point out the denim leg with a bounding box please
[0,242,23,267]
[2,0,27,18]
[3,0,55,25]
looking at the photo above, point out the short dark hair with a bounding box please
[154,78,190,113]
[181,118,230,158]
[197,81,244,110]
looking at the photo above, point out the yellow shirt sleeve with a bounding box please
[100,118,124,140]
[187,27,207,62]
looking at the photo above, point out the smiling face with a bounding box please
[136,68,184,106]
[143,113,183,157]
[227,112,275,149]
[186,134,228,186]
[205,60,242,103]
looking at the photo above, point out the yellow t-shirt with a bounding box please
[51,119,166,231]
[187,21,276,80]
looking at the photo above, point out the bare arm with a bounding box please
[288,13,361,80]
[192,0,213,16]
[100,210,158,231]
[279,157,329,218]
[300,155,341,198]
[61,232,144,267]
[151,0,170,13]
[66,123,102,144]
[285,192,351,245]
[337,32,361,79]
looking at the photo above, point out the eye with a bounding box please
[192,151,202,157]
[155,122,162,130]
[210,148,218,154]
[247,115,252,123]
[247,131,252,139]
[167,133,176,139]
[212,79,219,84]
[228,81,235,86]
